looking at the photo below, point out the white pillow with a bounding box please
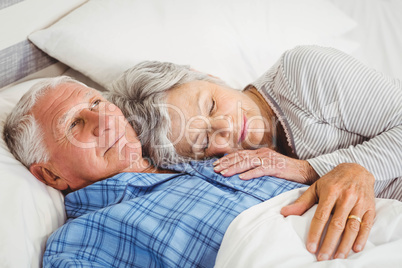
[0,79,66,268]
[29,0,358,89]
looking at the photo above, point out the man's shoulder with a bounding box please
[64,172,178,217]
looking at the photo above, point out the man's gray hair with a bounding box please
[106,61,228,167]
[3,76,80,168]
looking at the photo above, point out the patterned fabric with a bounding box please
[43,159,306,267]
[0,41,57,88]
[252,45,402,200]
[0,0,24,10]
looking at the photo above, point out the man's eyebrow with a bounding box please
[57,90,95,127]
[58,113,68,127]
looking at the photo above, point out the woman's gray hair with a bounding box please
[3,76,81,168]
[106,61,228,167]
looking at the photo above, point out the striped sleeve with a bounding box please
[280,46,402,182]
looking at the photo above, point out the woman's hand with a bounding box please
[281,163,376,261]
[213,148,319,184]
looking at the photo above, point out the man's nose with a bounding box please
[80,108,112,137]
[94,113,115,137]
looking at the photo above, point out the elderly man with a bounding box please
[4,77,373,267]
[4,77,308,267]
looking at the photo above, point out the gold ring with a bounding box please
[348,215,362,223]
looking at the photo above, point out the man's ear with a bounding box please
[29,163,68,191]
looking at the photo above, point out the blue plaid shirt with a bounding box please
[43,160,306,267]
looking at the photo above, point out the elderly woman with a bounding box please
[107,45,402,260]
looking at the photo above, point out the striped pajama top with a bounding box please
[251,46,402,201]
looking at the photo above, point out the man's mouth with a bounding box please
[104,134,124,156]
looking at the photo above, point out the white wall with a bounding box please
[331,0,402,80]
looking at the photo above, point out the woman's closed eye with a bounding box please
[201,99,214,153]
[209,99,215,115]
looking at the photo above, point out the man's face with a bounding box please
[30,82,144,191]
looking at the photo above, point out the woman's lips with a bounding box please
[238,114,247,143]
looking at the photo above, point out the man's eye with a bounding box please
[209,99,215,115]
[69,120,80,130]
[90,99,101,110]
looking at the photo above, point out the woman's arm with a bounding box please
[213,45,399,261]
[214,45,402,187]
[284,46,402,183]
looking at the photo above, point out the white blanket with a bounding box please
[215,187,402,268]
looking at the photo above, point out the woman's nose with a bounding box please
[210,115,233,138]
[206,115,234,154]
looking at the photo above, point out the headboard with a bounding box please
[0,40,57,87]
[0,0,87,89]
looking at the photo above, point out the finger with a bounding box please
[280,185,318,217]
[306,193,338,255]
[353,209,375,252]
[237,165,266,180]
[213,151,252,172]
[316,195,357,261]
[333,211,362,259]
[218,156,263,177]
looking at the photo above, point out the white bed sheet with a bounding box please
[215,187,402,268]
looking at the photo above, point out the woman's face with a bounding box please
[166,80,272,159]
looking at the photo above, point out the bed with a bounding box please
[1,0,401,267]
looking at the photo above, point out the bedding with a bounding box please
[215,187,402,268]
[330,0,402,81]
[0,79,66,268]
[0,0,87,88]
[1,0,402,267]
[28,0,358,89]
